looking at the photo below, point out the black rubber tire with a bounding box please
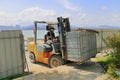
[29,53,36,63]
[49,55,63,68]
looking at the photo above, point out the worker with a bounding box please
[47,26,55,40]
[45,25,55,44]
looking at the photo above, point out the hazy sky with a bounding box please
[0,0,120,26]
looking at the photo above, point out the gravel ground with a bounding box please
[24,52,108,80]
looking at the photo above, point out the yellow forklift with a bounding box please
[27,17,71,68]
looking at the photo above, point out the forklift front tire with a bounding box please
[49,55,63,68]
[29,52,36,63]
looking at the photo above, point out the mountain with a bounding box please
[78,25,120,29]
[0,25,16,30]
[0,25,46,30]
[21,25,46,30]
[0,25,120,30]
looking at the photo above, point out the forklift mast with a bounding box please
[57,17,71,59]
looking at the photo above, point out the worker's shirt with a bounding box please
[47,31,55,38]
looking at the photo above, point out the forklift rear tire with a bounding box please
[49,55,63,68]
[29,53,36,63]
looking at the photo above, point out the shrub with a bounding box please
[105,33,120,66]
[102,33,120,79]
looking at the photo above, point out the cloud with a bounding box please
[0,12,15,26]
[69,13,87,26]
[0,7,56,26]
[16,7,56,25]
[59,0,79,11]
[0,6,120,27]
[101,6,108,11]
[75,14,120,26]
[65,12,120,26]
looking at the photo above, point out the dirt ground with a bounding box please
[24,52,108,80]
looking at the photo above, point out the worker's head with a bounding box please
[50,25,55,31]
[46,24,55,31]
